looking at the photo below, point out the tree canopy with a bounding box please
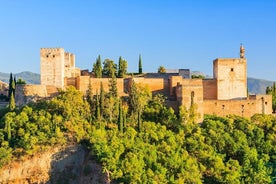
[0,85,275,183]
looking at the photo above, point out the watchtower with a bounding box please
[213,45,247,100]
[40,48,78,89]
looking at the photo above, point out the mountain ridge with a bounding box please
[0,71,40,84]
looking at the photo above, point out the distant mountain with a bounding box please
[0,71,40,84]
[247,77,273,95]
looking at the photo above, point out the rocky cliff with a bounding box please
[0,145,110,184]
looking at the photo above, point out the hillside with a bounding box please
[0,71,40,84]
[247,77,273,94]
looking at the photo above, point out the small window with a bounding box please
[231,68,234,72]
[46,55,49,58]
[265,102,268,105]
[53,55,55,58]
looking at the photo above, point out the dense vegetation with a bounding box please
[0,84,275,183]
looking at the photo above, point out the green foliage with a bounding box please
[191,74,205,79]
[0,82,275,184]
[8,73,13,99]
[16,78,26,84]
[95,91,101,121]
[100,82,105,118]
[103,59,117,77]
[92,55,102,78]
[108,75,117,98]
[118,56,128,78]
[129,80,151,130]
[0,141,12,168]
[158,66,166,73]
[266,82,276,112]
[138,54,142,74]
[117,99,123,132]
[8,91,15,111]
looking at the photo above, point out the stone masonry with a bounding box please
[15,46,273,121]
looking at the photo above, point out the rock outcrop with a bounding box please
[0,145,110,184]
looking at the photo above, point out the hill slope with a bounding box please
[247,77,273,95]
[0,71,40,84]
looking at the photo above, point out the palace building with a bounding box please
[15,45,272,121]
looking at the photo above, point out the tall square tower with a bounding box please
[40,48,65,88]
[213,58,247,100]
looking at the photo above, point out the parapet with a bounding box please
[40,48,65,52]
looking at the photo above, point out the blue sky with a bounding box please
[1,1,276,80]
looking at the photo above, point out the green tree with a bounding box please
[92,55,102,78]
[100,82,105,117]
[16,78,26,84]
[8,91,15,111]
[103,59,117,77]
[8,73,15,99]
[266,82,276,113]
[158,66,166,73]
[86,81,93,106]
[129,80,151,130]
[117,99,123,132]
[109,74,117,98]
[118,56,128,78]
[138,54,142,74]
[95,91,101,121]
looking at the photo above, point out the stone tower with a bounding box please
[213,46,247,100]
[40,48,79,89]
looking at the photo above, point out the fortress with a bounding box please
[15,46,272,121]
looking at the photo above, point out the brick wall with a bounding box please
[203,79,217,100]
[203,95,272,117]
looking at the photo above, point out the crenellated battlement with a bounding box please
[40,48,79,89]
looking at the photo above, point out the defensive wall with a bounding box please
[14,46,273,121]
[15,84,59,106]
[203,95,272,117]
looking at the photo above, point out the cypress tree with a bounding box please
[95,91,101,120]
[122,105,126,131]
[109,73,117,98]
[5,120,11,141]
[93,55,102,78]
[118,56,127,78]
[118,56,123,78]
[138,54,142,74]
[8,73,13,98]
[117,99,123,132]
[137,110,141,132]
[100,82,105,117]
[13,76,16,87]
[86,81,93,106]
[9,91,15,111]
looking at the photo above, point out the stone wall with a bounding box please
[76,76,127,96]
[203,79,217,100]
[75,76,169,97]
[214,58,247,100]
[131,78,166,95]
[15,84,48,106]
[203,95,272,117]
[176,79,204,122]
